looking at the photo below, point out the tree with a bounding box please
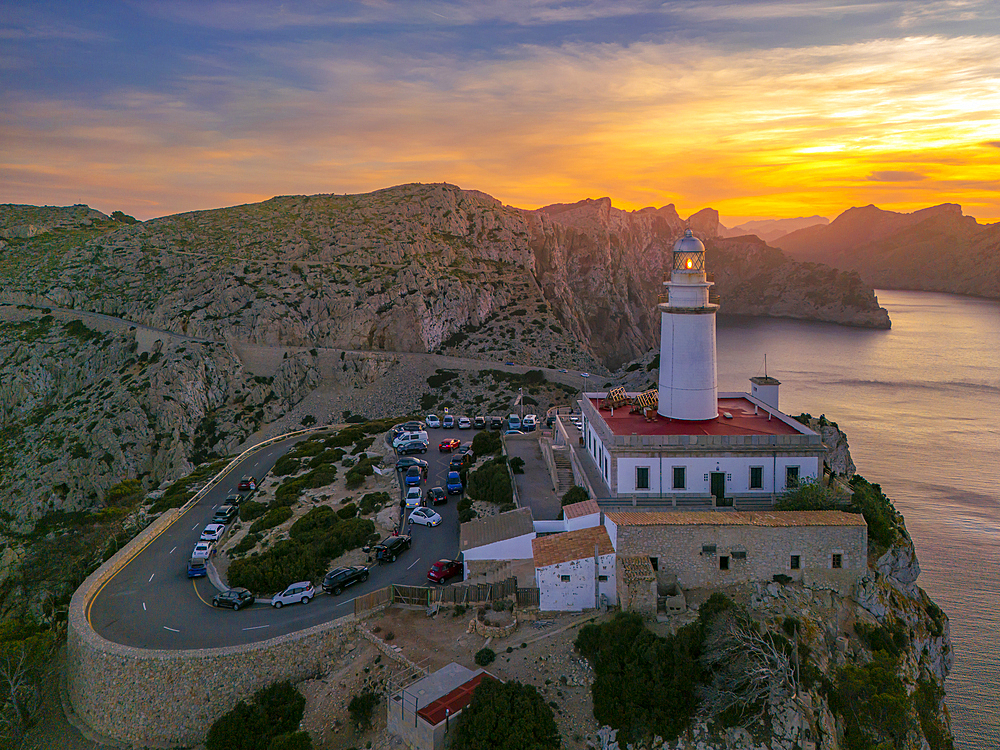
[451,680,559,750]
[560,486,589,507]
[831,651,914,750]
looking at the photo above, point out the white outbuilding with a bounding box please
[532,525,616,611]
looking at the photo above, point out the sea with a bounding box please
[715,289,1000,750]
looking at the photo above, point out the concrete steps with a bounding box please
[552,449,575,496]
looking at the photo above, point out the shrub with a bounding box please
[268,733,312,750]
[451,680,558,750]
[337,502,358,519]
[307,449,345,469]
[458,509,477,523]
[856,618,908,658]
[240,501,268,522]
[300,415,317,427]
[474,648,496,666]
[345,456,375,489]
[206,681,308,750]
[348,691,380,731]
[274,464,338,505]
[360,492,390,515]
[831,651,913,750]
[249,506,293,535]
[105,479,142,506]
[466,457,512,505]
[255,682,306,735]
[471,430,502,456]
[509,457,525,474]
[427,369,460,388]
[775,478,839,511]
[206,700,268,750]
[272,456,301,477]
[561,486,589,507]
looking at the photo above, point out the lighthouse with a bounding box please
[657,229,719,420]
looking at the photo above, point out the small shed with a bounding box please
[562,498,601,531]
[459,507,535,581]
[532,526,616,611]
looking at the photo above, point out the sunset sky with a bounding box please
[2,1,999,224]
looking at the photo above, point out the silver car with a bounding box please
[271,582,315,608]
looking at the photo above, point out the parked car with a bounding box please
[237,476,256,491]
[427,559,463,584]
[187,558,208,578]
[200,523,226,543]
[322,565,370,595]
[522,414,537,431]
[398,440,428,455]
[409,507,443,527]
[558,368,568,373]
[212,505,238,524]
[439,438,461,452]
[191,541,215,560]
[446,471,463,494]
[405,486,423,508]
[366,535,412,564]
[427,486,447,505]
[546,415,556,427]
[504,429,524,436]
[271,582,314,608]
[473,416,486,430]
[405,465,423,487]
[395,457,428,472]
[457,445,475,459]
[507,414,521,431]
[224,493,243,507]
[393,430,429,448]
[489,416,503,430]
[581,372,591,378]
[449,452,473,470]
[426,414,441,428]
[212,588,255,610]
[458,417,472,430]
[442,414,455,428]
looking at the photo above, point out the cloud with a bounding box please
[983,140,1000,147]
[867,170,926,181]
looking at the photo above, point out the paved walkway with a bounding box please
[505,433,563,520]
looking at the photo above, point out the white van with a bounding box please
[393,430,429,448]
[522,414,537,431]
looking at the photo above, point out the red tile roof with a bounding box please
[590,397,804,437]
[563,498,600,519]
[532,526,614,569]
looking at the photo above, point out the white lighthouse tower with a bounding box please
[657,229,719,421]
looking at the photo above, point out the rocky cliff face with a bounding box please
[776,203,1000,299]
[0,307,317,527]
[0,185,889,372]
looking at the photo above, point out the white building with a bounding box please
[532,525,616,611]
[459,507,536,582]
[577,230,824,508]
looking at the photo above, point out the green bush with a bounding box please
[345,456,375,490]
[915,679,954,750]
[206,681,308,750]
[307,449,344,469]
[471,430,502,455]
[348,691,380,731]
[105,479,142,506]
[855,618,908,658]
[268,733,312,750]
[274,463,339,505]
[239,501,266,522]
[231,533,260,556]
[831,652,913,750]
[466,457,512,505]
[451,680,559,750]
[427,369,460,388]
[848,475,902,551]
[775,478,839,511]
[458,509,477,523]
[150,458,229,513]
[360,492,390,514]
[249,506,293,534]
[272,456,301,477]
[337,502,358,519]
[509,457,525,474]
[474,647,496,666]
[560,486,589,507]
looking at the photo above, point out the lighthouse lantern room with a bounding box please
[657,229,720,421]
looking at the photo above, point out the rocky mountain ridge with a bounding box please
[776,203,1000,299]
[0,184,888,372]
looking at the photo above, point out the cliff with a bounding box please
[776,203,1000,299]
[0,186,890,373]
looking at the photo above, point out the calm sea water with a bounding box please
[716,290,1000,750]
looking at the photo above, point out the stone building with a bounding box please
[531,525,616,611]
[605,510,867,601]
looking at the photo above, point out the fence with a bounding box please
[353,578,534,616]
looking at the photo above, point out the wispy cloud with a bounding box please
[867,170,926,181]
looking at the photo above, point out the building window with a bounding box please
[832,554,843,569]
[560,575,571,582]
[719,556,730,571]
[598,575,608,582]
[649,557,659,571]
[786,466,800,488]
[636,466,650,490]
[732,550,747,560]
[790,555,801,570]
[749,466,763,489]
[673,466,686,490]
[701,544,717,555]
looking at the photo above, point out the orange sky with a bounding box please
[2,4,999,224]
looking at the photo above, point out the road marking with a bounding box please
[163,626,179,633]
[406,557,422,571]
[242,624,270,631]
[192,524,199,530]
[169,546,176,554]
[336,595,360,607]
[142,602,146,611]
[148,573,155,583]
[192,579,213,607]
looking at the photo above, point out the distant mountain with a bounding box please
[722,216,829,242]
[776,204,1000,299]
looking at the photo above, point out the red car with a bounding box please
[427,559,463,584]
[438,438,461,452]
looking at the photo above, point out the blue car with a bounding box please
[446,471,463,495]
[405,466,423,486]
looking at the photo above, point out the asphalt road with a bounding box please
[88,429,466,651]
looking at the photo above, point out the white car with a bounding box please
[409,507,443,527]
[191,542,215,559]
[405,486,423,509]
[426,414,441,428]
[458,417,472,430]
[581,373,591,378]
[200,523,226,543]
[271,581,314,608]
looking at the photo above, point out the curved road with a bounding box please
[88,431,464,650]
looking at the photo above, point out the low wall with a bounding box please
[66,427,351,746]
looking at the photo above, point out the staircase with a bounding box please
[552,448,575,496]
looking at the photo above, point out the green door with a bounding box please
[711,472,729,506]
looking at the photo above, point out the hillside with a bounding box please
[722,215,829,242]
[776,203,1000,299]
[0,185,888,372]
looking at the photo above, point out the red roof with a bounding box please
[417,673,494,726]
[590,397,803,437]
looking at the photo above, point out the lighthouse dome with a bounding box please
[673,229,705,254]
